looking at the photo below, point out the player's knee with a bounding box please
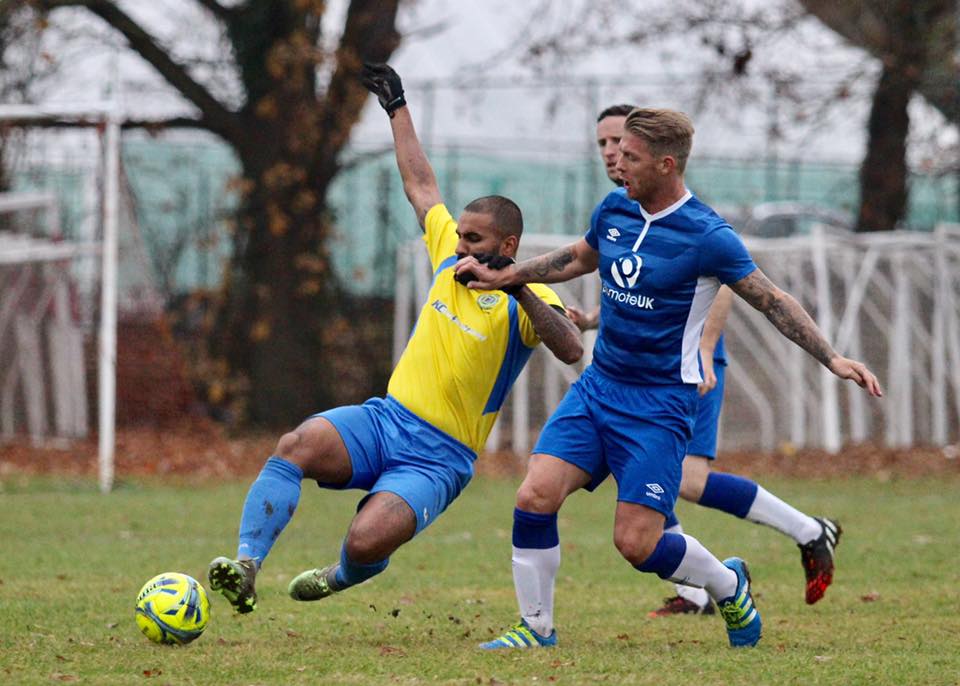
[613,525,659,566]
[344,525,392,565]
[275,420,335,474]
[275,431,304,462]
[679,458,709,502]
[678,476,704,502]
[515,480,563,514]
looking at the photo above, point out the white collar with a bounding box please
[638,189,693,222]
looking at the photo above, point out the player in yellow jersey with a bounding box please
[207,63,583,616]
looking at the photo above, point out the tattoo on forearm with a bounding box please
[519,248,575,281]
[733,270,835,367]
[765,297,835,367]
[518,291,582,363]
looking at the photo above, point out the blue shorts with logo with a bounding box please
[533,365,698,516]
[312,396,475,534]
[687,363,726,460]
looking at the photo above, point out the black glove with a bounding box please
[360,62,406,116]
[455,253,522,296]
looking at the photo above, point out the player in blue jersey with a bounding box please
[569,106,845,616]
[458,108,882,649]
[206,64,583,616]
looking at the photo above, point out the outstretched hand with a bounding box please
[360,62,406,116]
[454,254,520,294]
[828,356,883,397]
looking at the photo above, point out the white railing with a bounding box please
[394,225,960,454]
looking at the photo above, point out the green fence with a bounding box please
[13,136,960,298]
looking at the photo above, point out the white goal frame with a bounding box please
[0,104,121,492]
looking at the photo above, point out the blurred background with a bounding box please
[0,1,958,484]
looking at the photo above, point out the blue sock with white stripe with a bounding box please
[698,473,759,519]
[512,508,560,638]
[662,514,711,607]
[237,456,303,567]
[638,533,737,601]
[334,544,389,589]
[634,532,687,579]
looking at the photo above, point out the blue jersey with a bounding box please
[584,188,755,385]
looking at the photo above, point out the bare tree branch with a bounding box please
[799,0,958,121]
[194,0,231,22]
[315,0,401,172]
[38,0,243,145]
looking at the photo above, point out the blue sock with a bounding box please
[634,533,687,579]
[334,544,389,589]
[512,508,559,549]
[237,456,303,567]
[698,473,759,519]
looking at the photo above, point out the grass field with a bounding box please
[1,473,958,685]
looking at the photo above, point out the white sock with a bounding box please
[667,534,738,601]
[512,545,560,637]
[746,486,822,544]
[665,522,711,607]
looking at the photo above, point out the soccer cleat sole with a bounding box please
[803,518,843,605]
[648,595,716,617]
[208,557,257,614]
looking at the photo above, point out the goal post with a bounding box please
[0,104,121,493]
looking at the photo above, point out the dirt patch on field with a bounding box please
[1,424,958,482]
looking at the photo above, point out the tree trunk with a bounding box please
[206,0,401,426]
[216,153,339,425]
[856,62,912,232]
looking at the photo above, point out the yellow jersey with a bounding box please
[387,204,565,454]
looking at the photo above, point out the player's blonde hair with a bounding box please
[624,108,694,174]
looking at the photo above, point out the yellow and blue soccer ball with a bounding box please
[135,572,210,645]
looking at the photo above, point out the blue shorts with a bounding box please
[687,364,726,460]
[313,396,475,534]
[533,366,698,516]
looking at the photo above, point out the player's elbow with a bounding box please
[403,177,439,210]
[557,337,584,365]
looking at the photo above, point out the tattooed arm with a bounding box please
[730,269,883,396]
[454,239,599,291]
[514,289,584,364]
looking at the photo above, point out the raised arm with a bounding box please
[514,289,584,364]
[454,238,599,291]
[729,268,883,397]
[698,286,733,395]
[361,63,441,231]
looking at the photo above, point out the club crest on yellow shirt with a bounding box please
[477,293,501,310]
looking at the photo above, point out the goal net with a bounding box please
[0,106,123,491]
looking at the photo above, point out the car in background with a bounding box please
[718,202,854,238]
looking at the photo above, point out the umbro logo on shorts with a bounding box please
[645,482,664,500]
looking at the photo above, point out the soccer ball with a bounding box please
[135,572,210,645]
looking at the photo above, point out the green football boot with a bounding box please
[288,564,341,601]
[207,556,258,614]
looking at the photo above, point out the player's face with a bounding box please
[615,132,666,202]
[455,211,514,259]
[596,115,627,185]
